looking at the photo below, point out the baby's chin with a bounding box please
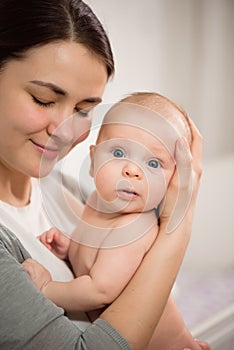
[119,204,158,214]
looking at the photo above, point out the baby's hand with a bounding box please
[38,227,70,259]
[22,258,51,292]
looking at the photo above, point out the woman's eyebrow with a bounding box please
[82,97,102,104]
[29,80,102,103]
[29,80,66,96]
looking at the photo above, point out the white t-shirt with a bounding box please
[0,175,90,329]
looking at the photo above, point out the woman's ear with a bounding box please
[89,145,95,177]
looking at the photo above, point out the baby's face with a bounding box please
[90,124,176,214]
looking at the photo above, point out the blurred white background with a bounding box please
[87,0,234,161]
[66,1,234,347]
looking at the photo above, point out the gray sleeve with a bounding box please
[0,225,132,350]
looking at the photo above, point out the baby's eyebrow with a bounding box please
[150,144,169,155]
[150,145,173,162]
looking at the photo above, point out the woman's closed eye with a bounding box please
[32,96,54,107]
[112,148,125,158]
[147,159,161,169]
[74,107,91,118]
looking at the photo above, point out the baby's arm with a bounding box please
[38,227,70,260]
[35,224,157,313]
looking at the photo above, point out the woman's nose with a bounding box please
[47,114,75,145]
[122,162,143,179]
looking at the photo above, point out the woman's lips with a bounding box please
[117,189,139,201]
[30,139,59,159]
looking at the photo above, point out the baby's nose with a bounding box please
[122,162,143,179]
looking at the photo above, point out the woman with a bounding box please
[0,1,209,349]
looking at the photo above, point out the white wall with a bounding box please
[85,0,234,160]
[184,153,234,271]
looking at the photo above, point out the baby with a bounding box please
[24,92,201,349]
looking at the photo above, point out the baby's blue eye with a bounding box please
[148,159,161,168]
[113,149,124,158]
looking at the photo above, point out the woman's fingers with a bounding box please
[160,137,193,233]
[160,118,203,233]
[183,339,211,350]
[194,339,212,350]
[187,117,203,177]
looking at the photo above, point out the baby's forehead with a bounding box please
[102,99,191,144]
[98,103,182,155]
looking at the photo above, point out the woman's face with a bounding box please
[0,41,107,178]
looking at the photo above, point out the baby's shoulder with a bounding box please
[114,211,158,249]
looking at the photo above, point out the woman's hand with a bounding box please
[194,340,212,349]
[184,339,212,350]
[160,117,203,235]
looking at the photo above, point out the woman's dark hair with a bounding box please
[0,0,114,77]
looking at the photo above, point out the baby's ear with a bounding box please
[89,145,95,177]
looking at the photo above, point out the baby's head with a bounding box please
[100,92,192,145]
[90,92,191,214]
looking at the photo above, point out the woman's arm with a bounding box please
[0,231,130,350]
[147,296,204,350]
[100,120,203,350]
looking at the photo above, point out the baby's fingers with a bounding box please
[38,227,58,249]
[22,258,52,291]
[38,234,52,250]
[22,258,35,278]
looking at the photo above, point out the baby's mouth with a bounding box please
[117,188,139,200]
[123,189,138,195]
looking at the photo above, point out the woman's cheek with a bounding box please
[72,118,92,143]
[20,108,50,134]
[75,129,90,144]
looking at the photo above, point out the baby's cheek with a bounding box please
[94,165,116,198]
[144,173,167,210]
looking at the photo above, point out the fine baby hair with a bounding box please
[116,92,192,144]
